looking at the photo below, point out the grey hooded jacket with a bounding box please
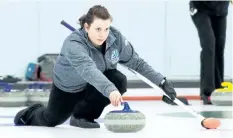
[53,26,165,98]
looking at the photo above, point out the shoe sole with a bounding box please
[70,117,100,128]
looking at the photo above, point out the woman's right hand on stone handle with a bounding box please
[109,90,123,107]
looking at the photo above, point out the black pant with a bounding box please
[191,11,227,97]
[72,69,127,120]
[28,69,127,126]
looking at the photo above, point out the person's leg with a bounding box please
[70,69,127,128]
[14,84,86,127]
[211,15,227,89]
[190,11,216,104]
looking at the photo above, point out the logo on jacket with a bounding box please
[111,49,119,64]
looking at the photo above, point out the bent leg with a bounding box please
[14,84,86,127]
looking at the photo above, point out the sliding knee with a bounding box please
[104,69,127,95]
[115,73,127,94]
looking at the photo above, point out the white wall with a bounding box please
[0,0,232,80]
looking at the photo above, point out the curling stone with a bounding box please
[210,89,232,106]
[104,102,146,133]
[26,83,50,106]
[0,82,27,107]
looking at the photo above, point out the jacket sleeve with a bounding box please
[65,40,118,97]
[118,34,165,86]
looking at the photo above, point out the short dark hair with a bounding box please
[78,5,112,28]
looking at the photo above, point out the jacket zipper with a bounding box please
[103,47,111,71]
[96,46,110,71]
[90,41,113,71]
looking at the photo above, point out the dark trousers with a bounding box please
[191,11,227,97]
[28,69,127,126]
[72,69,127,120]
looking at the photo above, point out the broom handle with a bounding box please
[124,65,205,121]
[61,20,76,31]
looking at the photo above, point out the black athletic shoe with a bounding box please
[14,103,44,125]
[202,96,212,105]
[201,93,212,105]
[69,115,100,128]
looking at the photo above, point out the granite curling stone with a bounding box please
[0,82,27,107]
[104,102,146,133]
[26,83,50,106]
[210,89,232,106]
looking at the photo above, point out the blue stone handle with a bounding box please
[0,82,12,92]
[28,83,45,90]
[121,102,133,112]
